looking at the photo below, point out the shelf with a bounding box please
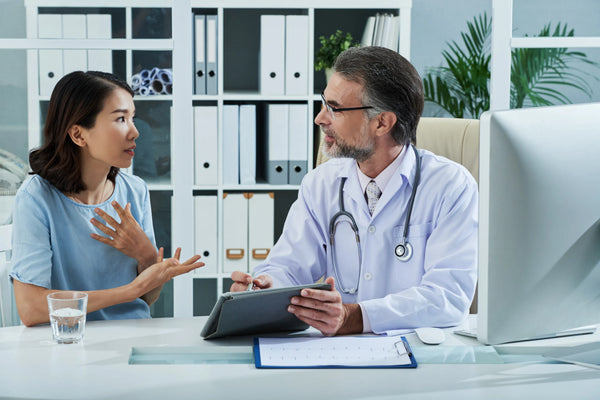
[21,0,413,319]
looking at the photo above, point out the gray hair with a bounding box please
[333,46,424,145]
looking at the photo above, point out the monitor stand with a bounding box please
[453,326,596,342]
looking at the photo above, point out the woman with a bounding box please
[10,71,203,326]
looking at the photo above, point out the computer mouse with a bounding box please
[415,327,445,345]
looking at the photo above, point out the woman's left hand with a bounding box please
[91,201,157,268]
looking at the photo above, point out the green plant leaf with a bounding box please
[315,30,359,71]
[423,13,599,118]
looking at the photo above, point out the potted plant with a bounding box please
[423,12,599,118]
[315,30,359,81]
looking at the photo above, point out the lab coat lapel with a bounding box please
[371,146,417,218]
[340,161,369,216]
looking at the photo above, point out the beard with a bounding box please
[322,129,375,162]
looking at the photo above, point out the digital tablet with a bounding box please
[201,283,331,339]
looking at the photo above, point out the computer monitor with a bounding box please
[477,103,600,345]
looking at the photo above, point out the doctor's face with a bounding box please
[315,73,376,162]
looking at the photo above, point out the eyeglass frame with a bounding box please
[320,91,374,120]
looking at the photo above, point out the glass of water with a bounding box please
[47,292,88,344]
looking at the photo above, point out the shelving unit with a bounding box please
[22,0,412,318]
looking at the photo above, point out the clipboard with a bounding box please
[253,336,417,369]
[201,283,331,339]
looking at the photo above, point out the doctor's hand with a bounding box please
[288,277,363,336]
[91,201,157,269]
[230,271,273,292]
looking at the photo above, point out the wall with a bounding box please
[0,0,27,162]
[0,0,599,153]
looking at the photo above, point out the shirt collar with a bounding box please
[356,146,406,194]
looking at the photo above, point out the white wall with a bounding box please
[0,0,598,153]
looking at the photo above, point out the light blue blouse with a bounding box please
[10,172,156,321]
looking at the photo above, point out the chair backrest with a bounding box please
[0,224,20,327]
[315,117,480,313]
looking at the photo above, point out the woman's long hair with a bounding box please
[29,71,134,193]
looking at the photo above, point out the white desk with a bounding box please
[0,316,599,400]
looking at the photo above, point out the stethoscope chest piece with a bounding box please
[395,242,413,262]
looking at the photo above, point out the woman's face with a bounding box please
[78,88,139,170]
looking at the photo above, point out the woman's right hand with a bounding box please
[133,248,204,296]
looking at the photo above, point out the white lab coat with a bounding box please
[254,147,478,333]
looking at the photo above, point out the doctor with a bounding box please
[230,46,478,336]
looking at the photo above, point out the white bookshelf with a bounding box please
[21,0,413,317]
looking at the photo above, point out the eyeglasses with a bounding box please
[320,91,373,120]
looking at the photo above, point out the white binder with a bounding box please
[223,193,249,273]
[266,104,289,185]
[222,105,240,185]
[260,15,285,95]
[62,14,87,75]
[194,14,206,95]
[248,193,274,273]
[38,14,63,97]
[361,16,376,46]
[287,104,308,185]
[285,15,308,95]
[239,104,257,185]
[194,195,218,274]
[205,15,218,95]
[87,14,112,73]
[193,106,218,185]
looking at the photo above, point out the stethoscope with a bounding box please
[328,145,421,294]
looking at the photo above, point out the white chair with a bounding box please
[0,224,20,327]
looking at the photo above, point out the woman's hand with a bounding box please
[91,201,157,268]
[133,247,204,297]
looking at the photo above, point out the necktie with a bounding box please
[366,180,382,216]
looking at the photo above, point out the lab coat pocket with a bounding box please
[393,221,433,239]
[392,221,433,274]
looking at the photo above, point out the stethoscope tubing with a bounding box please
[329,145,421,294]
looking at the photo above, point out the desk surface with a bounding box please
[1,316,599,400]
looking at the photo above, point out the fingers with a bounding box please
[231,271,252,285]
[111,201,135,223]
[173,247,182,261]
[253,275,273,289]
[93,207,120,228]
[90,232,112,245]
[156,247,164,263]
[166,258,204,277]
[230,271,255,292]
[90,218,116,237]
[324,276,336,291]
[181,254,201,265]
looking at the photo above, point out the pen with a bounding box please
[247,279,254,291]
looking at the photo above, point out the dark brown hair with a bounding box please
[333,46,424,146]
[29,71,134,193]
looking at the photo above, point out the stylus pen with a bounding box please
[247,279,254,291]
